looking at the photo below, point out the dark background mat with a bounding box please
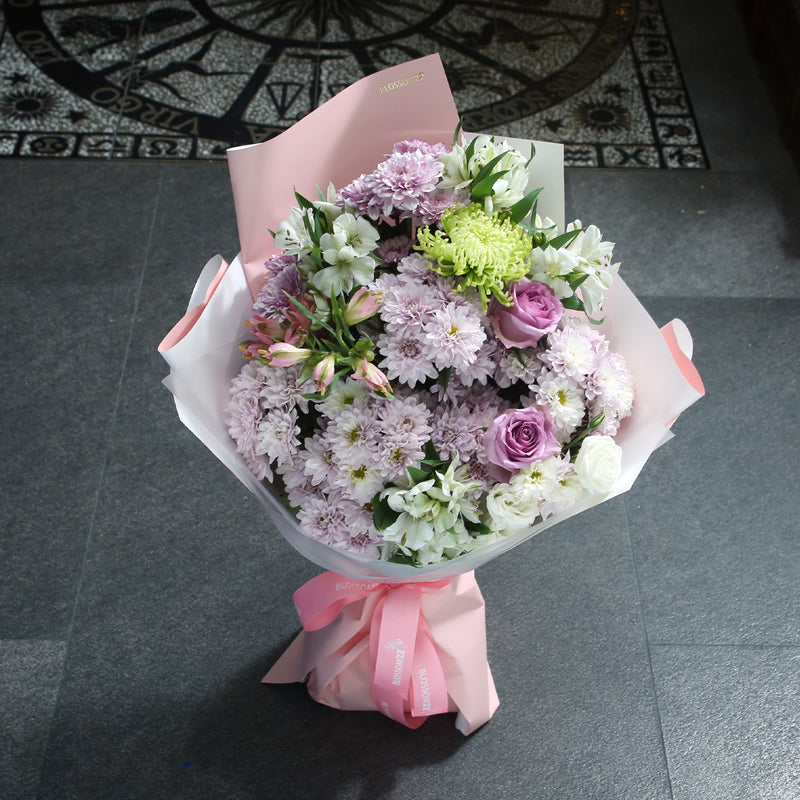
[0,0,708,166]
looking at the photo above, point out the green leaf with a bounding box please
[464,518,492,537]
[388,552,417,566]
[463,134,478,165]
[471,169,510,200]
[406,465,429,484]
[294,190,314,210]
[372,492,401,531]
[544,228,583,251]
[471,152,509,188]
[561,295,586,312]
[424,440,442,463]
[567,271,590,290]
[452,118,463,147]
[525,143,536,168]
[509,187,543,224]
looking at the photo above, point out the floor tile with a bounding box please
[625,297,800,645]
[110,162,240,443]
[564,169,800,298]
[0,639,66,800]
[0,161,161,637]
[662,0,796,173]
[652,645,800,800]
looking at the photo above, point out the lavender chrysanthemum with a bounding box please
[252,260,306,318]
[339,143,444,220]
[376,330,438,387]
[423,301,486,371]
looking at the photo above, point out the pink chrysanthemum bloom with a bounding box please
[396,252,438,284]
[327,496,381,556]
[339,147,444,219]
[300,431,337,489]
[256,363,315,414]
[538,322,600,382]
[495,347,542,389]
[423,301,486,372]
[533,370,586,442]
[296,494,349,546]
[393,139,449,157]
[262,252,299,282]
[225,395,264,458]
[252,260,306,318]
[374,395,432,478]
[414,187,464,225]
[454,338,499,386]
[379,277,441,329]
[376,329,438,387]
[332,459,385,505]
[257,407,300,465]
[586,351,635,419]
[327,406,380,465]
[431,406,482,462]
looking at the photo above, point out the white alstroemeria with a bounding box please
[574,435,623,495]
[533,213,558,236]
[439,136,530,213]
[428,461,482,524]
[330,212,380,257]
[312,182,344,225]
[313,235,376,295]
[379,460,482,564]
[485,479,541,536]
[274,206,313,255]
[566,223,615,265]
[528,245,580,299]
[576,260,620,317]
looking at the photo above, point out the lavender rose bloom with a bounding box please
[489,279,564,349]
[484,406,561,471]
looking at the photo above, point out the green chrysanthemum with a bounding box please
[416,203,533,310]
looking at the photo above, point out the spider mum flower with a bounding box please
[416,203,532,311]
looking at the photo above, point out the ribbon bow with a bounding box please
[293,572,453,728]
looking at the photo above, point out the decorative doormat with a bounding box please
[0,0,708,167]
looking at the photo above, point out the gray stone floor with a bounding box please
[2,1,800,798]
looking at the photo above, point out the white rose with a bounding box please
[574,435,622,495]
[486,480,541,536]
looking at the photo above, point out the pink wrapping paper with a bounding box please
[264,571,498,735]
[228,54,459,299]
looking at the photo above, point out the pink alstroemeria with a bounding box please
[312,353,336,395]
[342,287,382,326]
[352,357,392,395]
[268,342,313,367]
[249,314,287,345]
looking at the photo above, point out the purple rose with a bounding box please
[484,406,561,471]
[489,279,564,349]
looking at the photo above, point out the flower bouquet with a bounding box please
[159,55,704,734]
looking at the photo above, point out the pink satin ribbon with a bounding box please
[293,572,453,728]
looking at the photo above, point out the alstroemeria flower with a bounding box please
[351,357,392,395]
[311,353,336,395]
[267,342,313,367]
[342,286,381,326]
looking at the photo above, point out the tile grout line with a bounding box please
[621,494,675,800]
[33,168,166,800]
